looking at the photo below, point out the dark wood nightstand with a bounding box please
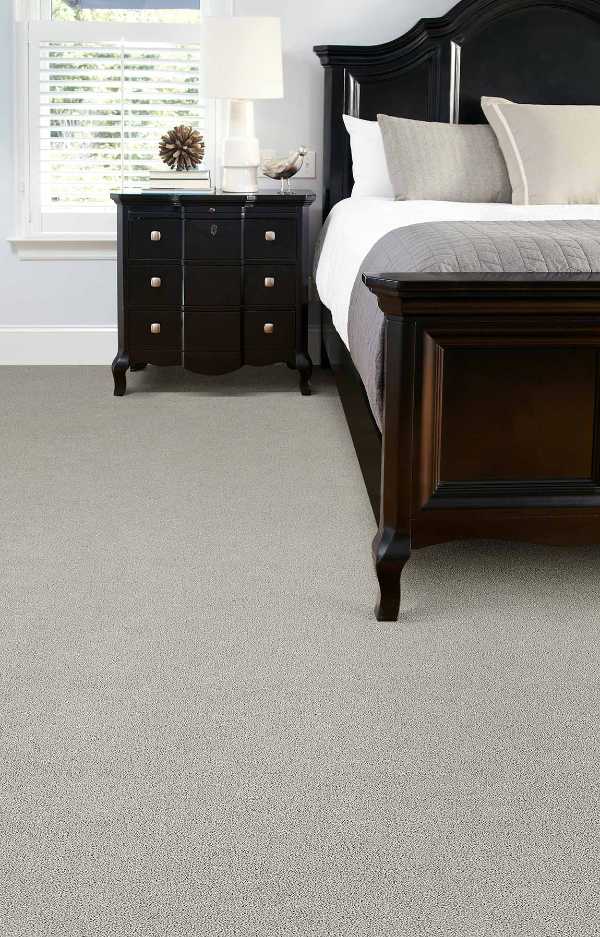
[110,190,316,396]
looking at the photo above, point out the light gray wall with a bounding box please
[1,0,450,335]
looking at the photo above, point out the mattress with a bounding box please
[314,199,600,429]
[315,197,600,348]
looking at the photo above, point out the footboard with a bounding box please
[364,273,600,620]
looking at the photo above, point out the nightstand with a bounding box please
[110,190,317,396]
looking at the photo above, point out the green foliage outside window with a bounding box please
[51,0,202,23]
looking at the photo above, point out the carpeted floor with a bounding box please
[1,364,600,936]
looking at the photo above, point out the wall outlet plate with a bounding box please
[295,150,316,179]
[259,149,276,172]
[259,150,317,181]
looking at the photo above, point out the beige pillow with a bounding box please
[482,97,600,205]
[377,114,511,203]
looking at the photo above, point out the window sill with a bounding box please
[8,234,117,261]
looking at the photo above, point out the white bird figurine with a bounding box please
[261,147,308,194]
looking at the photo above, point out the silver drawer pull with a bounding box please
[150,277,161,288]
[150,323,161,334]
[263,322,274,335]
[264,277,275,288]
[265,230,276,241]
[150,230,161,242]
[211,224,218,237]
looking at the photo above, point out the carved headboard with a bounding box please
[314,0,600,216]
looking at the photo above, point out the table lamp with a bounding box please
[202,17,284,193]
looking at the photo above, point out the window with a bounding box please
[32,24,209,230]
[15,1,230,245]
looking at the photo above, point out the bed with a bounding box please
[314,0,600,621]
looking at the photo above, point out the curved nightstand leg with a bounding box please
[373,530,411,622]
[112,351,129,397]
[130,362,147,372]
[296,351,313,396]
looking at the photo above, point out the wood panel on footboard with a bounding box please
[363,273,600,621]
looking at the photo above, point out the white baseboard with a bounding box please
[0,327,118,365]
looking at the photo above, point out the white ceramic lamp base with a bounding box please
[222,99,260,194]
[222,165,259,193]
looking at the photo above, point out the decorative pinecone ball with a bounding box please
[159,125,205,171]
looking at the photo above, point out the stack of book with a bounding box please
[145,169,213,192]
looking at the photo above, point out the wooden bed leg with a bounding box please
[373,529,410,621]
[372,313,416,621]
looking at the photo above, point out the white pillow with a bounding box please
[343,114,394,199]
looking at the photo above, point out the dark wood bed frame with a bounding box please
[314,0,600,620]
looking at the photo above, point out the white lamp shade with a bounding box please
[202,17,283,101]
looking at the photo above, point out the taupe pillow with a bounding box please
[482,97,600,205]
[377,114,511,203]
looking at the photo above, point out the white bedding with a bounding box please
[315,197,600,347]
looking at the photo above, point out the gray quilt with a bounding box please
[341,219,600,429]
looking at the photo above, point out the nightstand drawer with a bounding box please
[244,309,293,365]
[244,265,296,306]
[129,216,181,260]
[245,219,296,260]
[128,310,182,349]
[185,310,241,351]
[186,220,241,260]
[186,266,241,307]
[127,265,181,307]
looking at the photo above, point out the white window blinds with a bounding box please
[25,22,211,232]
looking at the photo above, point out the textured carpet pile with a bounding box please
[1,365,599,936]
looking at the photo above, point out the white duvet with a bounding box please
[315,197,600,347]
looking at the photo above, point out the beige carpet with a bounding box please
[1,364,600,936]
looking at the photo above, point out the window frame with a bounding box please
[12,0,229,259]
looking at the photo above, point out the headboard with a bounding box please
[314,0,600,216]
